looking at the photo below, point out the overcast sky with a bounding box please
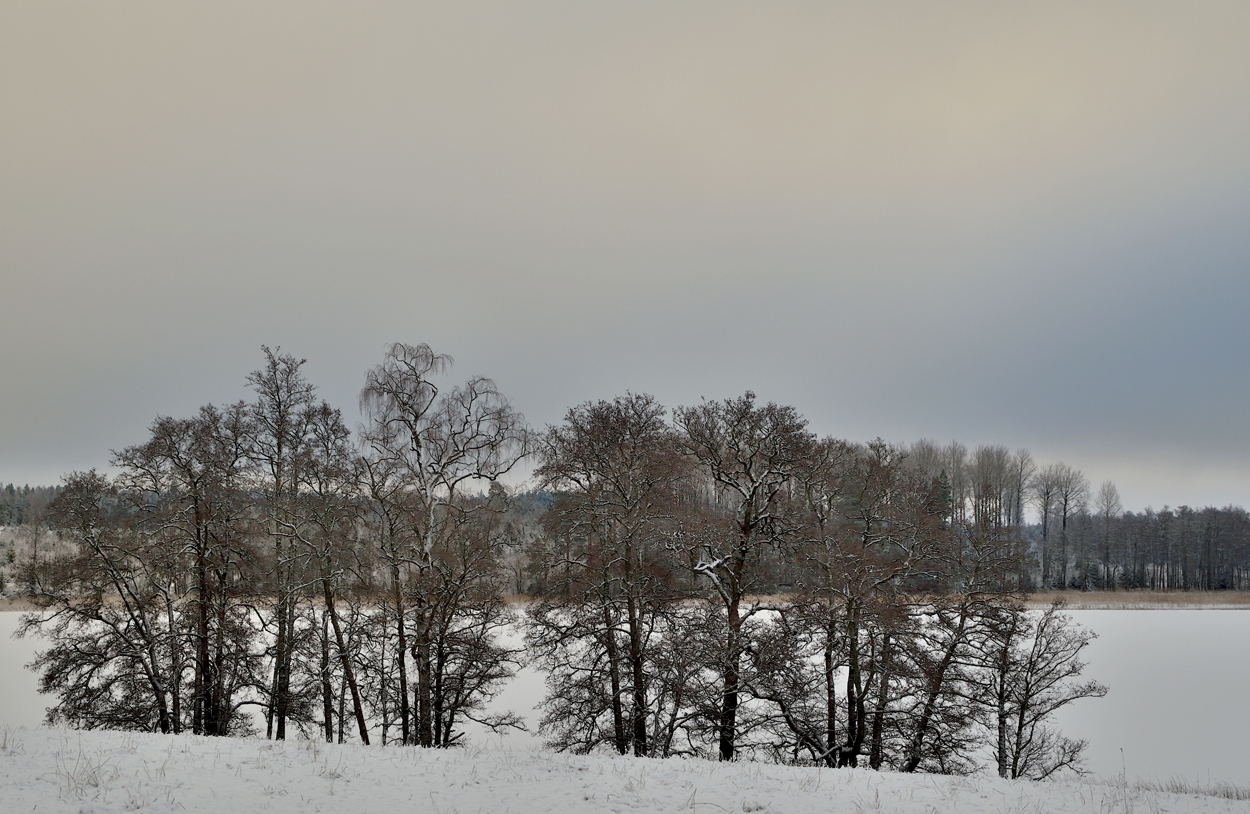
[2,2,1248,512]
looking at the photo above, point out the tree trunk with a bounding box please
[868,633,892,771]
[602,603,628,755]
[273,590,290,740]
[627,596,649,757]
[1060,507,1070,589]
[839,608,866,768]
[391,566,411,745]
[414,626,434,747]
[718,590,742,762]
[902,604,969,773]
[823,624,838,768]
[994,624,1013,779]
[323,575,370,744]
[320,607,335,743]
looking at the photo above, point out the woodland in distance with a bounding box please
[4,344,1248,780]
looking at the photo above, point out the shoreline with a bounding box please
[1022,590,1250,609]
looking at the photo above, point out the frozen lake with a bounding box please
[1049,609,1250,786]
[3,608,1247,785]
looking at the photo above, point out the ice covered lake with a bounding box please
[2,607,1247,786]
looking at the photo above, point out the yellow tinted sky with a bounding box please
[2,2,1249,509]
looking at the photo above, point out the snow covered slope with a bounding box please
[2,727,1246,814]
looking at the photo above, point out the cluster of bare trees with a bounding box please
[526,393,1104,777]
[21,344,528,747]
[915,441,1250,590]
[1055,503,1250,591]
[18,347,1109,778]
[908,442,1095,590]
[0,483,59,526]
[0,483,60,594]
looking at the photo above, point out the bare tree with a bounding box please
[1053,466,1090,589]
[970,446,1011,531]
[1095,481,1122,590]
[530,393,687,756]
[776,438,941,768]
[20,471,182,732]
[359,440,419,743]
[293,401,371,744]
[896,518,1019,774]
[1007,449,1035,528]
[247,348,318,740]
[360,342,528,747]
[26,404,260,737]
[112,404,258,736]
[982,600,1107,779]
[943,442,970,525]
[673,392,812,761]
[16,491,53,596]
[1030,465,1062,588]
[20,345,1136,771]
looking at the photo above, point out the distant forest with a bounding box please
[5,442,1248,596]
[895,443,1250,593]
[9,482,1250,596]
[0,483,59,527]
[3,343,1244,778]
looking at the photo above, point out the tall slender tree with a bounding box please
[247,348,318,740]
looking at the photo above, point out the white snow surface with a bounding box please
[2,727,1247,814]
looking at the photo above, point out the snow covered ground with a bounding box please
[4,606,1250,808]
[2,726,1248,814]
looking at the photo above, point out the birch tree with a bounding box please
[360,342,528,747]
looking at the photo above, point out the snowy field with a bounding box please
[3,606,1250,805]
[3,726,1249,814]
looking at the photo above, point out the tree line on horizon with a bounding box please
[0,483,59,527]
[7,425,1249,598]
[11,343,1228,779]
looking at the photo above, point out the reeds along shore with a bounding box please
[1021,590,1250,608]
